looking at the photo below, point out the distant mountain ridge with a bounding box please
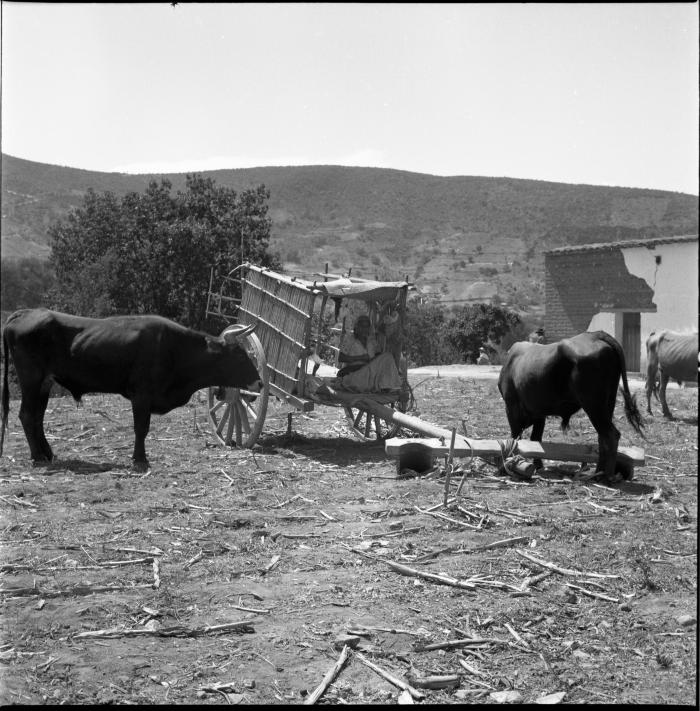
[2,153,697,311]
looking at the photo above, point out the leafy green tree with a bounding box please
[1,258,56,312]
[48,175,280,330]
[403,300,459,367]
[444,303,521,363]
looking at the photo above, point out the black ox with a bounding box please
[1,309,261,468]
[498,331,644,480]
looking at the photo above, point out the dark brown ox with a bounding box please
[645,330,698,419]
[1,309,261,468]
[498,331,644,480]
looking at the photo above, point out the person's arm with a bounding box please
[338,349,370,365]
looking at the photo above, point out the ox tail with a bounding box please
[597,331,645,438]
[0,326,10,456]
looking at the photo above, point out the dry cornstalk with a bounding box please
[0,494,37,508]
[364,526,423,539]
[354,652,425,700]
[184,550,204,569]
[565,582,619,603]
[1,583,154,598]
[229,604,271,614]
[303,644,351,705]
[351,623,424,636]
[417,535,529,562]
[73,619,258,640]
[413,506,481,530]
[106,546,164,556]
[406,672,461,690]
[515,550,619,579]
[503,622,529,648]
[519,570,552,591]
[415,637,507,652]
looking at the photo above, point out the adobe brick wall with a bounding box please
[544,248,655,341]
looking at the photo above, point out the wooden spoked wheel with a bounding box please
[343,398,408,442]
[343,405,397,441]
[207,329,269,448]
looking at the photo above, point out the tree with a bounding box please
[1,258,56,312]
[403,300,459,367]
[48,175,280,330]
[443,303,521,363]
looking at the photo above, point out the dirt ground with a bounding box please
[0,370,697,705]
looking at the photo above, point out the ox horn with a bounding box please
[222,322,257,343]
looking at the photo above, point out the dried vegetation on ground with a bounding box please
[0,374,697,705]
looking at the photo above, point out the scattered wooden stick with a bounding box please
[229,604,271,615]
[444,427,457,506]
[416,536,529,563]
[220,469,236,486]
[519,570,552,591]
[304,644,351,705]
[349,547,476,591]
[565,582,619,603]
[0,494,37,508]
[1,583,155,598]
[504,622,529,648]
[413,506,481,530]
[364,526,423,539]
[73,620,258,640]
[183,551,204,569]
[351,623,424,637]
[515,550,619,579]
[354,652,425,700]
[415,637,507,652]
[406,671,460,690]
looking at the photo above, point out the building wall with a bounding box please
[545,238,698,371]
[544,247,655,340]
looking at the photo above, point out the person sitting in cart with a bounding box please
[337,314,403,393]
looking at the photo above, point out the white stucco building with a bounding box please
[544,235,698,372]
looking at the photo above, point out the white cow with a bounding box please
[645,330,698,419]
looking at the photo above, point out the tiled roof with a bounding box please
[544,234,698,255]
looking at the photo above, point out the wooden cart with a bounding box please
[204,263,414,447]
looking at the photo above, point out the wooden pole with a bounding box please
[443,427,457,506]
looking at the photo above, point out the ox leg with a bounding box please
[575,381,619,480]
[658,373,673,419]
[131,401,151,469]
[645,377,654,415]
[530,418,546,470]
[18,379,54,463]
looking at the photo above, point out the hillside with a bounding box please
[2,153,697,311]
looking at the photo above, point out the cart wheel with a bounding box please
[343,400,408,442]
[207,329,269,448]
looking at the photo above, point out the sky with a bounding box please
[1,2,698,195]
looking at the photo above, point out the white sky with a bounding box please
[1,2,698,194]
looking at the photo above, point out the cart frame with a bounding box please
[205,263,413,445]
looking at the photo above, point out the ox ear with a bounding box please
[222,322,257,344]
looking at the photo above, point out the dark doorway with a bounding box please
[622,312,641,371]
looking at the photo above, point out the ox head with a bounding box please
[211,323,263,392]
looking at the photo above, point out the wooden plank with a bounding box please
[385,438,645,466]
[385,436,521,459]
[516,441,645,466]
